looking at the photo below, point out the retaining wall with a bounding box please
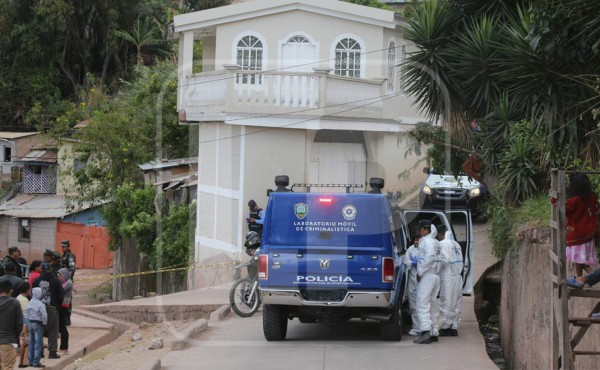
[500,226,600,369]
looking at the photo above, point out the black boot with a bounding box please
[451,329,458,336]
[413,331,432,344]
[48,352,61,359]
[439,328,453,337]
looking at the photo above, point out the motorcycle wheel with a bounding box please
[229,278,260,317]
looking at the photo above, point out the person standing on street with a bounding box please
[413,220,442,344]
[404,233,422,336]
[60,241,76,280]
[27,287,47,368]
[32,262,63,359]
[2,247,23,279]
[57,269,72,355]
[246,200,265,235]
[436,225,464,337]
[0,280,23,370]
[17,282,30,369]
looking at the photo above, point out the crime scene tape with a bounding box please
[76,260,242,282]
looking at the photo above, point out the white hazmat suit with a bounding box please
[415,225,442,334]
[403,243,420,335]
[439,231,464,330]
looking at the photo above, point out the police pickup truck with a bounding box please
[258,177,473,341]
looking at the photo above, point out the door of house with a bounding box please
[279,35,318,107]
[309,142,366,192]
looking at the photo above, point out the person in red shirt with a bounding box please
[28,261,42,287]
[564,173,599,278]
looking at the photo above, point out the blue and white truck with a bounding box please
[258,177,473,341]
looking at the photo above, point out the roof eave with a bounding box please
[174,1,396,33]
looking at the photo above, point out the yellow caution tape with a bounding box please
[76,260,242,282]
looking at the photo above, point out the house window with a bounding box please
[236,35,263,84]
[334,38,362,78]
[3,147,11,162]
[400,45,407,94]
[18,218,31,242]
[32,165,42,175]
[387,41,396,92]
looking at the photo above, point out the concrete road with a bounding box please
[161,222,498,370]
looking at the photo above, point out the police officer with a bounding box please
[2,246,23,279]
[413,220,442,344]
[60,240,77,279]
[246,200,264,235]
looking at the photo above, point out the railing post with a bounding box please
[313,67,331,108]
[223,64,239,111]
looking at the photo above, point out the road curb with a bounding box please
[171,318,209,350]
[137,358,161,370]
[210,304,231,321]
[73,308,135,335]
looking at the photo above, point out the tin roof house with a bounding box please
[174,0,429,288]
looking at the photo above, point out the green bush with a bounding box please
[489,194,552,259]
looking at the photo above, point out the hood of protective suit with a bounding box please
[58,268,71,281]
[445,231,454,241]
[425,224,438,239]
[31,287,42,301]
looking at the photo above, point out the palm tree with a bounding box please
[402,0,600,200]
[116,18,164,66]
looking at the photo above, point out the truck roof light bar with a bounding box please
[290,183,364,193]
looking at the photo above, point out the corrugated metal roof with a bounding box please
[18,149,57,163]
[138,157,198,171]
[0,132,39,140]
[0,194,99,219]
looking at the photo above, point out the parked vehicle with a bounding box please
[257,177,474,341]
[419,167,488,215]
[229,232,261,317]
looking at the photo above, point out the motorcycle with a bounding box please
[229,232,261,317]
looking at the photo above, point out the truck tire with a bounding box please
[263,304,288,341]
[380,308,402,341]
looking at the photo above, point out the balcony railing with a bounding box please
[179,66,388,122]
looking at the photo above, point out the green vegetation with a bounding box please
[342,0,390,9]
[402,0,600,259]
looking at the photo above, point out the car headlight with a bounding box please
[469,187,481,198]
[423,185,432,195]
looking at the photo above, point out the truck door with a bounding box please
[445,210,473,295]
[402,209,473,295]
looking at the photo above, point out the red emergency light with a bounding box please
[318,197,333,204]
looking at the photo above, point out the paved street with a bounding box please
[161,223,498,370]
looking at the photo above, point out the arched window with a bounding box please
[400,45,407,93]
[387,41,396,92]
[334,38,362,78]
[287,36,310,45]
[281,34,317,72]
[236,35,263,84]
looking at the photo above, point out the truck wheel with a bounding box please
[263,304,288,341]
[380,309,402,341]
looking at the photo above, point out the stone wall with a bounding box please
[500,226,600,369]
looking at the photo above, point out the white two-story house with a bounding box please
[174,0,429,288]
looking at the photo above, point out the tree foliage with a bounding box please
[403,0,600,202]
[342,0,390,9]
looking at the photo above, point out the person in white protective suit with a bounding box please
[413,220,442,344]
[403,233,422,336]
[436,225,464,337]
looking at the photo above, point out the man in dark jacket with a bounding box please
[0,280,23,369]
[60,240,76,279]
[0,264,23,297]
[33,262,63,359]
[2,247,22,279]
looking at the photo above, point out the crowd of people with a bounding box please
[404,220,465,344]
[0,240,76,369]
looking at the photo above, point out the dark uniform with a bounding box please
[61,251,76,279]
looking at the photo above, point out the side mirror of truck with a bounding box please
[267,189,273,196]
[423,167,431,174]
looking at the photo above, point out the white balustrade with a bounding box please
[325,76,383,112]
[182,69,385,119]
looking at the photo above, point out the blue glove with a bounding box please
[409,255,418,268]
